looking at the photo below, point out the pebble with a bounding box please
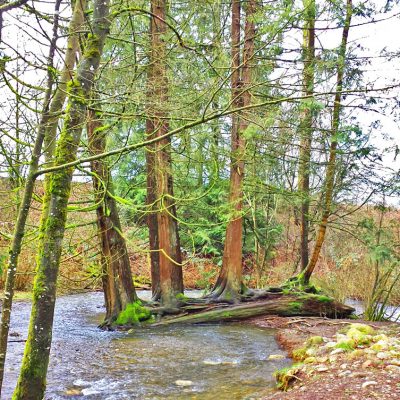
[64,389,82,396]
[362,360,373,368]
[203,360,220,365]
[268,354,285,360]
[175,380,193,387]
[376,351,391,359]
[361,381,377,389]
[386,365,400,373]
[316,366,329,372]
[330,348,345,355]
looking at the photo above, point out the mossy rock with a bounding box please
[292,346,307,361]
[349,323,375,335]
[335,338,356,352]
[346,327,372,345]
[306,336,324,347]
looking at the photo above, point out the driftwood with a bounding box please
[151,293,355,326]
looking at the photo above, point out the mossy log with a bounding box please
[151,293,354,326]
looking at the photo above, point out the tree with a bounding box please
[210,0,256,302]
[297,0,316,271]
[0,0,85,392]
[302,0,353,284]
[146,0,183,307]
[12,0,111,396]
[88,110,138,326]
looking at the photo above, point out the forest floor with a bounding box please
[248,316,400,400]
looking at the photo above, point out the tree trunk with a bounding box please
[0,1,65,393]
[147,0,183,306]
[153,293,355,326]
[211,0,256,302]
[298,0,315,271]
[87,110,137,325]
[303,0,353,284]
[12,0,110,397]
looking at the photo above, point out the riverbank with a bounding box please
[249,316,400,399]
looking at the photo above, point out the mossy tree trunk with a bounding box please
[147,0,183,307]
[153,293,355,326]
[211,0,256,302]
[303,0,353,284]
[12,0,111,398]
[298,0,315,271]
[87,110,137,325]
[0,0,65,393]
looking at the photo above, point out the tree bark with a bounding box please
[87,110,137,325]
[298,0,315,271]
[211,0,256,302]
[303,0,353,284]
[147,0,183,306]
[12,0,110,397]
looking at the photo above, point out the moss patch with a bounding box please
[114,301,152,325]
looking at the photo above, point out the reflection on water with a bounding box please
[4,292,290,399]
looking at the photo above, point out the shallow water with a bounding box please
[3,291,290,399]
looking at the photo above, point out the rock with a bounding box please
[64,389,82,396]
[349,323,375,335]
[326,341,337,348]
[268,354,285,360]
[316,366,329,372]
[316,356,328,363]
[376,352,391,360]
[371,340,388,352]
[330,348,345,355]
[386,365,400,373]
[306,336,324,346]
[361,381,377,389]
[304,357,316,364]
[348,349,364,359]
[221,360,238,365]
[336,337,356,350]
[340,363,348,369]
[362,360,373,368]
[305,348,317,357]
[175,380,193,387]
[372,334,388,342]
[203,360,221,365]
[346,328,371,345]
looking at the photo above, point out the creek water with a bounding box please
[3,291,290,399]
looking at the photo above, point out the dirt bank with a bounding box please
[248,316,400,400]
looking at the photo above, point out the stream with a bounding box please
[3,291,290,399]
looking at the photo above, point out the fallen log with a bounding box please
[151,293,355,326]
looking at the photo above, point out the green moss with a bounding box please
[349,323,375,335]
[114,301,151,325]
[289,301,302,311]
[292,346,307,361]
[175,293,189,302]
[274,364,302,391]
[335,340,356,352]
[84,34,101,58]
[281,274,322,294]
[306,336,324,347]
